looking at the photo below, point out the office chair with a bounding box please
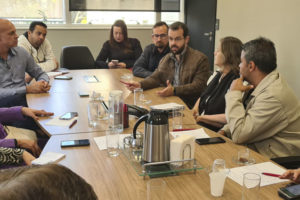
[271,156,300,169]
[60,46,96,69]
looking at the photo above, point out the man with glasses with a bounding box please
[133,21,170,78]
[18,21,58,82]
[127,21,210,108]
[0,19,50,107]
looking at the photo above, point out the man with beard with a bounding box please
[220,37,300,158]
[127,21,210,108]
[18,21,58,82]
[132,21,170,78]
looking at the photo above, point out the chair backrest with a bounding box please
[60,46,95,69]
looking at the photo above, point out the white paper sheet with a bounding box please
[45,116,78,127]
[170,128,210,139]
[150,103,185,111]
[32,152,65,165]
[228,161,289,187]
[94,134,131,151]
[47,71,64,77]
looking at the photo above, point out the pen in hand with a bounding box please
[262,172,280,177]
[69,119,77,129]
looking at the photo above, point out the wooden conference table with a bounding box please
[27,69,286,200]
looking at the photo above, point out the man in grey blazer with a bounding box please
[220,37,300,158]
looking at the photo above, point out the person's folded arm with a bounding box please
[0,106,25,123]
[225,90,288,144]
[196,114,226,128]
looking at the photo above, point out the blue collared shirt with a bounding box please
[0,47,49,99]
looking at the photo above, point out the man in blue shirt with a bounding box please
[132,21,170,78]
[0,19,50,107]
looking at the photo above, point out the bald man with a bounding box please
[0,19,50,107]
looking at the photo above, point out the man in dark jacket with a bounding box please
[132,21,170,78]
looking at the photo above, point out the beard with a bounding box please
[171,44,185,55]
[155,42,163,48]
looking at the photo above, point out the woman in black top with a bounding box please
[192,37,243,132]
[95,20,142,69]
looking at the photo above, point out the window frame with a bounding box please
[12,0,184,30]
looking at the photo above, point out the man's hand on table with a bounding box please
[26,80,51,93]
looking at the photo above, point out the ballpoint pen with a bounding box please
[120,80,131,86]
[262,172,280,177]
[69,119,77,129]
[173,128,195,132]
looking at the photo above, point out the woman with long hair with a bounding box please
[95,20,142,69]
[192,36,243,131]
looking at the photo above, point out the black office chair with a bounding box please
[60,46,96,69]
[271,156,300,169]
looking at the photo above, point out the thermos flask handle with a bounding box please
[132,114,149,139]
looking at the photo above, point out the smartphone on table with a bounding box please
[59,112,78,120]
[278,184,300,200]
[195,137,226,145]
[61,139,90,148]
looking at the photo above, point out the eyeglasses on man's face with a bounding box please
[152,34,168,39]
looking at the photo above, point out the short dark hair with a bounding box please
[220,36,243,74]
[29,21,47,32]
[0,164,98,200]
[153,21,168,30]
[242,37,277,74]
[169,21,189,38]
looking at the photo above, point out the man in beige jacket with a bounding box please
[221,37,300,158]
[127,22,210,108]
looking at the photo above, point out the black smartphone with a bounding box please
[78,91,89,97]
[61,139,90,148]
[278,184,300,200]
[59,112,78,120]
[195,137,226,145]
[54,75,72,80]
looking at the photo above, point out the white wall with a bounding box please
[215,0,300,98]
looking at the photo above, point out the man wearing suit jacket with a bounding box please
[221,37,300,158]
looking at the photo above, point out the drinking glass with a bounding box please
[106,129,119,157]
[147,179,166,200]
[242,173,261,200]
[134,88,144,107]
[108,90,123,134]
[172,106,184,130]
[212,159,226,172]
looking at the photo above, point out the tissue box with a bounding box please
[170,135,195,166]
